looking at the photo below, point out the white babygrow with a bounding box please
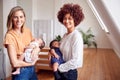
[24,41,39,62]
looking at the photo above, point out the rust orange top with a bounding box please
[4,27,34,56]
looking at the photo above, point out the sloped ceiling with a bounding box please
[87,0,120,58]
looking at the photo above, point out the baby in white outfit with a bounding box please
[12,38,45,75]
[24,39,42,62]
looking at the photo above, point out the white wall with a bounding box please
[0,0,3,48]
[32,0,54,20]
[101,0,120,57]
[0,0,4,79]
[102,0,120,31]
[87,0,120,57]
[17,0,33,30]
[32,0,54,38]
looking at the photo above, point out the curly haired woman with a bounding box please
[56,3,84,80]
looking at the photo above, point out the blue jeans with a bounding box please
[12,66,38,80]
[57,69,77,80]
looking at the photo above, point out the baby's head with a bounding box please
[35,38,45,49]
[49,40,60,49]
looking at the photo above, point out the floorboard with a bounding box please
[6,48,120,80]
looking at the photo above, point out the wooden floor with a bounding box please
[6,48,120,80]
[77,48,120,80]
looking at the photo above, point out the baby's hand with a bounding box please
[54,54,60,59]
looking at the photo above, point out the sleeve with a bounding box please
[4,34,15,48]
[58,32,83,72]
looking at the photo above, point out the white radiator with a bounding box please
[33,20,54,47]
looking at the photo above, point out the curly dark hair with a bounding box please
[57,3,84,27]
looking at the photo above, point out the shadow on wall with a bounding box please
[0,48,5,80]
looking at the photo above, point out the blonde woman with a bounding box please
[4,6,41,80]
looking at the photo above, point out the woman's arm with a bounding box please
[7,44,37,68]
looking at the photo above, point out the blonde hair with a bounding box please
[7,6,26,33]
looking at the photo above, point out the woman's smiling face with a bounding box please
[12,10,25,29]
[63,13,75,30]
